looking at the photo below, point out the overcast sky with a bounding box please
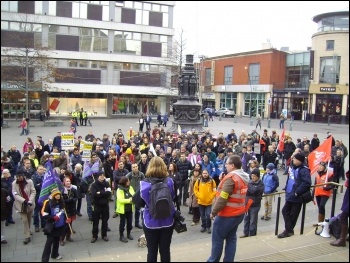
[173,1,349,60]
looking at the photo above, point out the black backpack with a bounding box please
[148,177,174,219]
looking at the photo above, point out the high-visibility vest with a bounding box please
[315,172,332,197]
[82,112,87,118]
[72,111,76,117]
[216,172,247,217]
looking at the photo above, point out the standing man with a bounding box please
[207,155,249,262]
[90,172,111,243]
[176,153,193,206]
[278,153,311,238]
[126,164,144,229]
[53,132,62,152]
[79,108,84,126]
[12,171,36,245]
[32,165,46,232]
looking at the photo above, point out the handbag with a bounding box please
[300,189,313,203]
[43,221,55,234]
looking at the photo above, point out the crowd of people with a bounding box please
[1,124,349,262]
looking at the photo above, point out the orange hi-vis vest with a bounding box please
[216,172,248,217]
[315,173,332,197]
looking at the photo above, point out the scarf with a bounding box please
[17,180,29,201]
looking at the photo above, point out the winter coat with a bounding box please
[262,170,279,194]
[12,178,36,213]
[194,177,216,206]
[246,179,264,208]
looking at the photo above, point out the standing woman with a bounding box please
[133,156,177,262]
[116,176,135,242]
[188,168,201,226]
[60,177,77,246]
[313,162,334,223]
[23,137,34,154]
[41,189,67,261]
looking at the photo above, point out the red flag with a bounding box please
[49,99,60,111]
[307,136,332,175]
[278,129,285,152]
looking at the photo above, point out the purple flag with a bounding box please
[83,160,100,178]
[38,162,63,206]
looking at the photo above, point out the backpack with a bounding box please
[329,214,342,239]
[148,177,174,219]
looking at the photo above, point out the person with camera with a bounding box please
[207,155,250,262]
[132,156,179,262]
[12,171,36,245]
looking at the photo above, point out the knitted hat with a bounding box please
[125,148,132,155]
[266,163,275,170]
[50,188,61,198]
[294,153,305,163]
[251,168,261,177]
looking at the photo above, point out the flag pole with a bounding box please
[63,208,73,235]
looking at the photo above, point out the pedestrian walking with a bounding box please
[256,114,261,130]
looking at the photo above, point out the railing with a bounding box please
[262,182,344,236]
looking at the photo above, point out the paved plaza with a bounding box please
[1,116,349,262]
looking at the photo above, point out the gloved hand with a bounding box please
[6,196,11,202]
[23,200,28,206]
[106,187,111,192]
[27,201,33,207]
[66,218,72,224]
[53,215,60,222]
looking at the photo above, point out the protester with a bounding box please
[41,188,67,261]
[261,163,279,221]
[133,156,177,262]
[116,176,135,242]
[207,155,249,262]
[1,169,15,226]
[1,186,11,244]
[90,172,111,243]
[278,153,311,238]
[12,171,36,245]
[240,168,264,238]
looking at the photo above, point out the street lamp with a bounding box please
[245,66,253,125]
[301,100,305,123]
[198,56,206,107]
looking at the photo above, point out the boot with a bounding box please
[318,214,325,223]
[330,224,348,247]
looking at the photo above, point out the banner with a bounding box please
[52,153,60,159]
[49,99,60,111]
[307,136,332,175]
[82,141,93,161]
[38,162,63,206]
[61,132,74,150]
[277,129,285,152]
[83,160,100,178]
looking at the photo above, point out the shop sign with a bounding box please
[320,87,336,92]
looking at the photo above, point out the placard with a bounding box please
[82,141,93,161]
[61,132,74,150]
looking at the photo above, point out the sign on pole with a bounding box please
[82,141,93,161]
[61,132,74,150]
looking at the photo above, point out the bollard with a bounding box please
[233,116,237,123]
[219,114,222,121]
[250,117,253,126]
[328,115,331,126]
[240,112,242,118]
[289,120,293,131]
[200,116,204,126]
[267,118,271,128]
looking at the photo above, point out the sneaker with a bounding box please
[207,228,211,234]
[277,230,294,239]
[55,256,62,260]
[200,228,206,233]
[120,236,128,243]
[35,227,40,232]
[191,222,196,226]
[91,237,97,243]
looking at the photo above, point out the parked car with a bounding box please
[215,107,235,117]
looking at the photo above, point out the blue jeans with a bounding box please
[86,194,92,219]
[243,206,260,236]
[207,214,244,262]
[199,205,212,229]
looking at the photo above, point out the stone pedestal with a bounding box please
[166,54,204,134]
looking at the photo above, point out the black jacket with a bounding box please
[176,159,193,181]
[246,179,264,208]
[62,188,78,217]
[90,180,111,206]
